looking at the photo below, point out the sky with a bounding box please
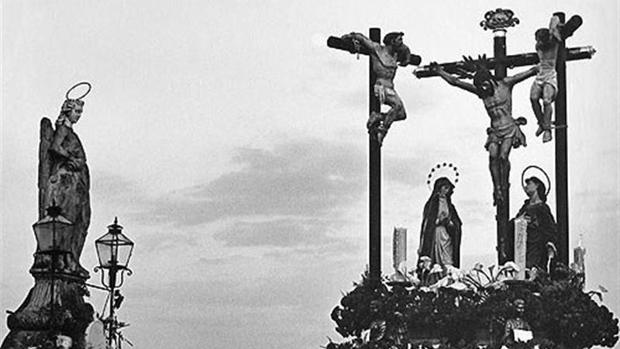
[1,1,619,348]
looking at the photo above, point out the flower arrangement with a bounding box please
[327,264,618,349]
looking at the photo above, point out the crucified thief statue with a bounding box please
[530,14,582,143]
[430,57,538,205]
[530,15,562,143]
[340,32,411,145]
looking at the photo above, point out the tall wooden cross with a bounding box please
[327,29,421,282]
[415,9,595,264]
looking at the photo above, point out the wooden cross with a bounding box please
[327,29,421,282]
[414,9,595,264]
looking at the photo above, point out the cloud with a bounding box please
[97,138,429,254]
[139,139,369,226]
[212,218,343,248]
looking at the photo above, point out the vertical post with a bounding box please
[494,29,507,78]
[108,264,116,347]
[368,28,381,282]
[554,12,569,264]
[493,28,510,264]
[50,220,56,330]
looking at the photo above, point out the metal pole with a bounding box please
[109,264,116,347]
[368,28,381,282]
[493,29,510,264]
[50,219,56,330]
[554,12,569,264]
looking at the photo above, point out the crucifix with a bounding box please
[327,29,421,282]
[414,9,595,264]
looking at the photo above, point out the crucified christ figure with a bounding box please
[340,31,411,145]
[430,57,538,205]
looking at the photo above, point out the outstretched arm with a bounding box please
[505,66,538,86]
[341,32,380,52]
[430,62,479,95]
[549,15,562,42]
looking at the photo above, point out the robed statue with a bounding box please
[418,177,463,268]
[1,84,95,349]
[34,96,91,278]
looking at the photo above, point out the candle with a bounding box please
[393,227,407,274]
[573,235,586,274]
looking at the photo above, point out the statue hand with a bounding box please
[428,61,440,72]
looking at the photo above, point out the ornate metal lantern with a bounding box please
[33,204,73,260]
[94,217,134,347]
[32,203,73,328]
[94,217,134,286]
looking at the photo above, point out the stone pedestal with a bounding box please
[2,275,94,349]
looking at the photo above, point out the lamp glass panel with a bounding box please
[33,217,73,252]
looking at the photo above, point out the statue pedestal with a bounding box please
[2,275,93,349]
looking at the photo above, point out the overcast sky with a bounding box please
[2,1,619,348]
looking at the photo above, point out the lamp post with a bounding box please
[32,202,73,330]
[94,217,134,348]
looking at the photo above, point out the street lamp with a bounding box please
[32,202,73,328]
[94,217,134,347]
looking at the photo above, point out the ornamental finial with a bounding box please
[480,8,519,31]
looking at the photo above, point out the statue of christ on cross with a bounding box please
[430,57,538,205]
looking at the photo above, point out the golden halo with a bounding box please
[521,165,551,196]
[426,162,460,191]
[65,81,92,100]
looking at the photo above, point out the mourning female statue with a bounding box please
[509,176,558,270]
[34,84,92,278]
[418,176,463,268]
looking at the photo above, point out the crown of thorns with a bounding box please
[460,54,491,74]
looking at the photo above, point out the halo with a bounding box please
[521,165,551,196]
[65,81,92,100]
[426,162,460,191]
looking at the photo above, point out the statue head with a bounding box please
[418,256,432,271]
[513,298,526,314]
[383,32,410,66]
[432,177,455,198]
[383,32,404,47]
[524,176,547,202]
[473,68,497,98]
[60,99,85,124]
[535,28,554,49]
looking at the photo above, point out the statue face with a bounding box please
[474,69,496,98]
[524,181,538,198]
[478,80,495,97]
[388,35,404,49]
[393,35,403,47]
[516,303,525,314]
[67,103,83,124]
[439,184,451,196]
[535,28,550,43]
[514,299,526,314]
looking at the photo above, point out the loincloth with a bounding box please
[533,60,558,92]
[485,120,526,149]
[374,85,396,105]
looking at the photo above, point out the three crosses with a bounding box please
[328,9,595,281]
